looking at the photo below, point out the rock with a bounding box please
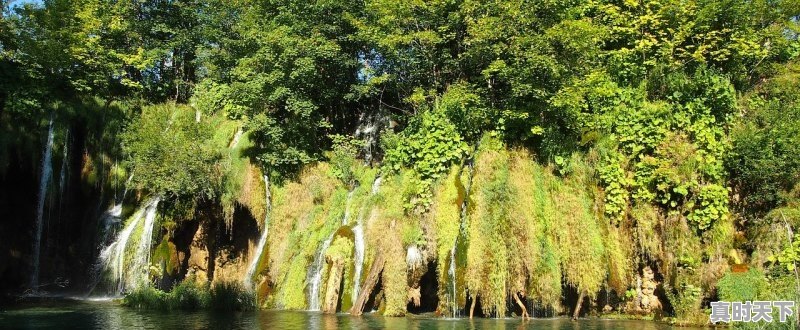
[407,286,421,307]
[322,257,345,314]
[212,250,247,284]
[187,225,210,282]
[603,304,613,313]
[638,267,662,312]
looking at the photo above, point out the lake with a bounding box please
[0,300,680,329]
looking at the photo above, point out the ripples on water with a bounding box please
[0,301,679,330]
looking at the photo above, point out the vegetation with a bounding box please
[124,280,255,311]
[2,0,800,325]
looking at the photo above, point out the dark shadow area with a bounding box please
[407,261,439,314]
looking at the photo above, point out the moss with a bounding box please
[554,168,606,299]
[430,165,465,303]
[324,234,355,311]
[266,163,343,308]
[278,255,310,309]
[382,228,408,316]
[465,141,512,316]
[152,236,178,276]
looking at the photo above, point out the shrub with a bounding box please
[208,281,256,311]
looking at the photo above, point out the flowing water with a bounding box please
[307,234,334,311]
[350,224,365,302]
[95,198,160,295]
[30,118,55,291]
[0,300,683,330]
[307,186,360,311]
[354,111,388,165]
[449,161,475,317]
[244,175,272,288]
[351,175,382,302]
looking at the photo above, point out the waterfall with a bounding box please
[30,118,55,291]
[371,176,382,194]
[351,224,365,302]
[96,197,160,295]
[448,246,458,317]
[351,175,381,305]
[307,234,334,311]
[135,198,160,284]
[342,189,355,225]
[307,186,358,311]
[99,174,133,243]
[355,110,389,164]
[244,174,271,289]
[449,160,475,318]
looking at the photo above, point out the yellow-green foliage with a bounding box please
[382,228,408,317]
[527,163,563,308]
[603,225,633,294]
[266,163,344,309]
[507,150,542,298]
[552,164,606,298]
[631,203,662,259]
[152,237,179,276]
[323,232,355,310]
[462,136,608,314]
[367,169,417,316]
[429,166,465,306]
[465,141,511,316]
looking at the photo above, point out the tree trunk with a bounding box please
[469,295,477,318]
[514,292,529,319]
[322,258,345,314]
[572,290,585,321]
[350,251,385,316]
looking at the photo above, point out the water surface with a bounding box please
[0,301,680,329]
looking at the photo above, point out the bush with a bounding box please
[123,286,171,310]
[208,281,256,311]
[123,280,253,311]
[168,280,209,310]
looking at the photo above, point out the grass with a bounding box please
[123,280,255,311]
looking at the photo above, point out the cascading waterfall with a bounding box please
[448,246,458,317]
[448,160,475,318]
[96,197,160,295]
[351,224,365,302]
[307,186,357,311]
[135,198,160,283]
[30,118,55,291]
[99,174,134,242]
[342,189,355,225]
[244,174,271,289]
[307,234,334,311]
[351,175,382,303]
[354,110,389,164]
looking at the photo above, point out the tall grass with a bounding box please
[124,280,255,311]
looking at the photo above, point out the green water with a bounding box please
[0,301,678,329]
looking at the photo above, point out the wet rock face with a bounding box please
[186,225,210,283]
[322,257,345,314]
[631,266,662,312]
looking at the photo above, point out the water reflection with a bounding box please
[0,301,683,329]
